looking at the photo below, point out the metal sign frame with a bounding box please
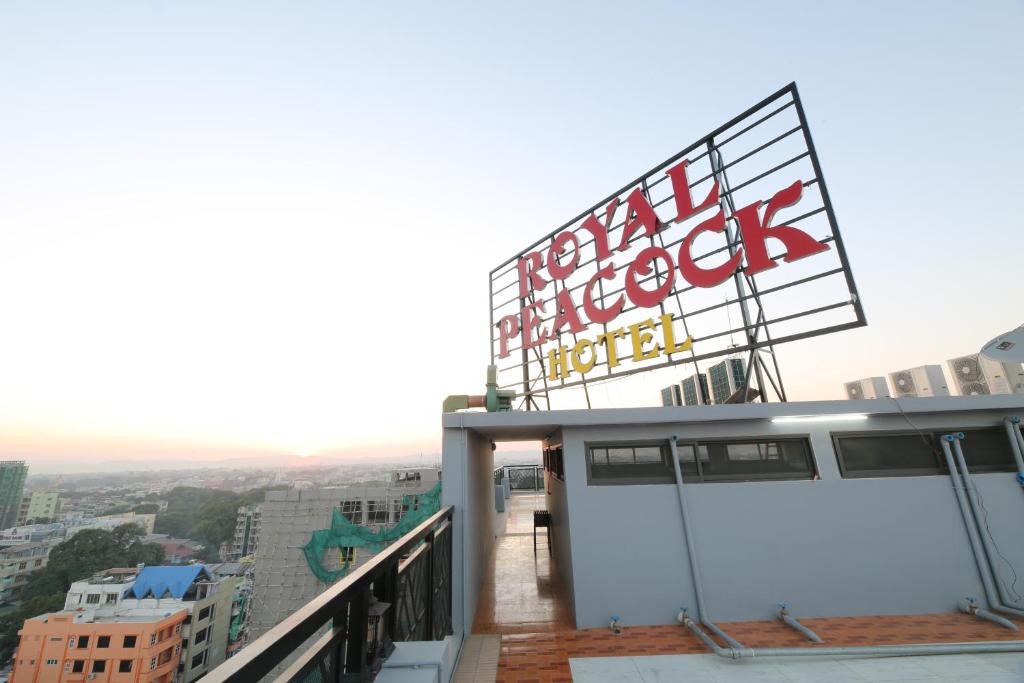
[488,83,865,409]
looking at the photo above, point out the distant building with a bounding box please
[18,490,60,524]
[66,511,157,538]
[248,468,441,641]
[11,603,186,683]
[143,535,204,564]
[707,358,747,404]
[59,564,239,682]
[229,505,261,561]
[0,541,56,602]
[681,372,711,406]
[0,462,28,530]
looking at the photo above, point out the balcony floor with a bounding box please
[472,492,574,635]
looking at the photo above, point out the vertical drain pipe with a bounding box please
[939,435,1024,620]
[668,435,744,650]
[949,435,1024,617]
[1006,418,1024,484]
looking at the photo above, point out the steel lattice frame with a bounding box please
[488,83,865,408]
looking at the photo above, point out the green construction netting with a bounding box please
[229,593,246,642]
[302,482,442,583]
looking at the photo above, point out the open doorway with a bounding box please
[472,441,573,635]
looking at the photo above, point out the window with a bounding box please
[191,651,207,669]
[105,593,117,604]
[118,660,133,673]
[150,633,156,645]
[340,546,356,563]
[92,660,106,673]
[367,500,389,524]
[68,636,76,648]
[834,428,1017,478]
[18,562,26,570]
[123,635,137,648]
[586,439,815,485]
[194,627,208,644]
[46,658,57,665]
[150,657,156,670]
[72,660,85,673]
[339,500,362,524]
[544,446,564,481]
[197,605,211,621]
[86,593,100,604]
[77,635,90,648]
[97,635,110,648]
[34,559,42,567]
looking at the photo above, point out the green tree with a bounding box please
[131,503,160,514]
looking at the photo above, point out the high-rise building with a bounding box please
[707,358,747,404]
[229,505,261,561]
[0,462,28,530]
[22,490,59,523]
[681,372,711,406]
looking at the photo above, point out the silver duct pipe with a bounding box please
[778,606,824,643]
[961,598,1019,631]
[949,435,1024,617]
[940,435,1024,619]
[1003,418,1024,481]
[668,435,744,651]
[683,616,1024,659]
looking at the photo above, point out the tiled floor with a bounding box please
[569,652,1024,682]
[472,493,575,636]
[496,615,1024,682]
[453,634,501,682]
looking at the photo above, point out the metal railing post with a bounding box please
[344,585,369,679]
[424,528,436,640]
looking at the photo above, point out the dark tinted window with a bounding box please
[77,636,89,649]
[835,428,1017,477]
[698,440,814,480]
[119,660,133,673]
[97,636,110,648]
[834,434,939,477]
[123,635,137,648]
[588,443,675,484]
[959,429,1017,472]
[587,439,812,484]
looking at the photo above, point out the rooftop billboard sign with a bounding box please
[489,83,865,408]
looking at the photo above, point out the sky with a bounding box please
[1,2,1022,473]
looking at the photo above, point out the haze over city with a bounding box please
[2,1,1022,473]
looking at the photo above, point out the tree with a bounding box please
[131,503,160,514]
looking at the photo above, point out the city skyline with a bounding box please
[2,2,1022,472]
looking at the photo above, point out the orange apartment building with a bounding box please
[11,609,187,683]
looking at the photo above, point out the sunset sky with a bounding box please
[2,2,1022,474]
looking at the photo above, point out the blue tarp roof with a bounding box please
[128,565,212,599]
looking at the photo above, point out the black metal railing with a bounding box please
[494,465,544,491]
[204,506,454,683]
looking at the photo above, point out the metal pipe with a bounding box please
[961,598,1019,631]
[668,435,744,650]
[778,605,823,643]
[949,435,1024,618]
[1007,418,1024,483]
[684,616,1024,659]
[939,436,1012,614]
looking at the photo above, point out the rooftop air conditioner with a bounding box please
[947,354,1024,395]
[843,377,891,400]
[888,365,950,398]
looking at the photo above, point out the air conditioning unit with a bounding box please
[947,354,1024,395]
[843,377,891,400]
[681,373,711,406]
[660,385,681,407]
[888,365,950,398]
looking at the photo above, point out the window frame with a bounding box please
[118,660,133,673]
[832,427,1018,479]
[584,436,817,485]
[122,635,137,648]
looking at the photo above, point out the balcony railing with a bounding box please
[494,464,544,491]
[204,505,454,683]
